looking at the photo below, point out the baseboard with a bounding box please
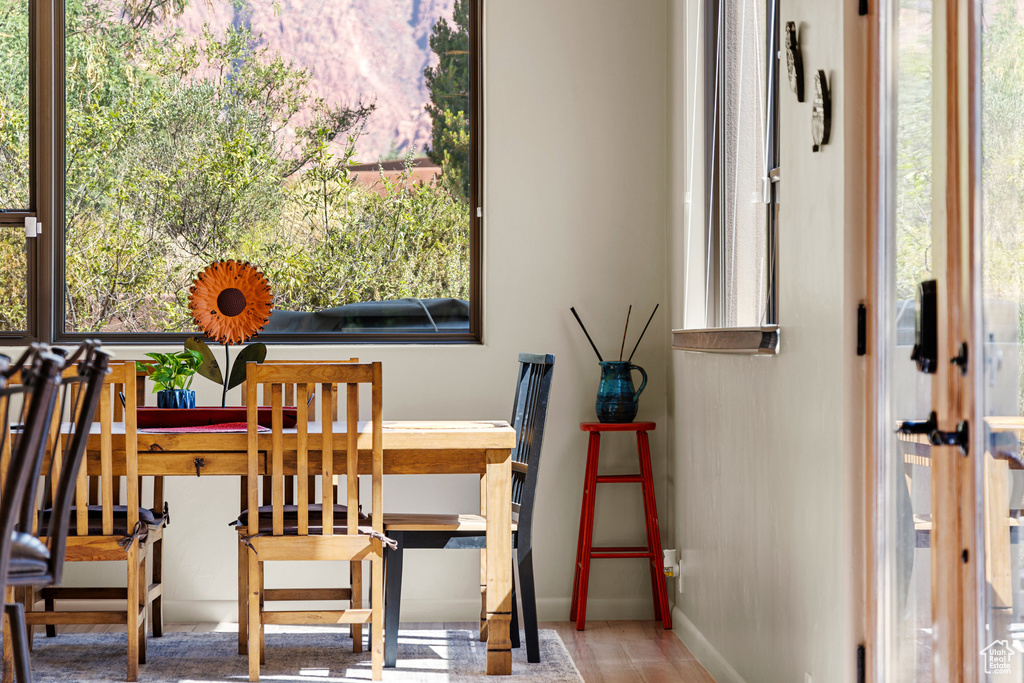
[672,606,747,683]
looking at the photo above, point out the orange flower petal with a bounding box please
[188,260,274,344]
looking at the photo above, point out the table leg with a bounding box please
[485,448,512,676]
[479,473,488,642]
[3,586,14,683]
[238,477,248,655]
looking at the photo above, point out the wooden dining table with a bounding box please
[4,419,517,679]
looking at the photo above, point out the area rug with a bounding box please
[26,629,584,682]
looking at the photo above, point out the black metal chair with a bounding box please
[383,352,555,666]
[0,347,68,682]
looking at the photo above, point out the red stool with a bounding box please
[570,422,671,630]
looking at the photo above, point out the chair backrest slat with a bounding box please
[246,375,260,542]
[321,381,334,536]
[347,382,358,533]
[123,364,139,534]
[75,450,89,536]
[370,363,383,532]
[0,392,10,492]
[271,383,284,537]
[296,383,309,535]
[99,377,113,535]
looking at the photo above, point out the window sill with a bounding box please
[671,326,780,355]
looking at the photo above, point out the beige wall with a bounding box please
[58,0,674,625]
[667,1,865,682]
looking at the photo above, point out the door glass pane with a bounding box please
[63,0,471,335]
[981,1,1024,677]
[0,0,30,210]
[887,0,934,678]
[0,227,28,332]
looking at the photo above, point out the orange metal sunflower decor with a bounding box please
[189,260,273,345]
[187,260,273,407]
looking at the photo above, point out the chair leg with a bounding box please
[637,430,672,630]
[138,549,148,666]
[6,603,32,683]
[572,432,600,625]
[351,561,363,653]
[18,589,33,650]
[41,589,55,640]
[575,433,601,630]
[371,552,384,681]
[247,552,261,682]
[238,535,248,656]
[126,545,140,682]
[258,561,266,666]
[383,533,404,668]
[517,548,540,663]
[151,534,164,638]
[510,563,520,649]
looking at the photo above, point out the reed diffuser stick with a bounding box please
[627,304,659,363]
[570,307,604,362]
[618,305,632,361]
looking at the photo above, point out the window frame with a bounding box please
[674,0,779,354]
[7,0,483,346]
[0,0,45,343]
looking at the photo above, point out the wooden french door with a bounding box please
[870,0,979,680]
[871,0,1024,680]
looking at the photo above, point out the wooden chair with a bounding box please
[0,348,66,683]
[235,358,359,655]
[107,361,168,638]
[383,353,554,666]
[24,362,166,682]
[234,361,387,681]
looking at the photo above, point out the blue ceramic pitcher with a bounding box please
[596,361,647,423]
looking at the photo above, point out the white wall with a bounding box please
[667,1,865,682]
[56,0,674,626]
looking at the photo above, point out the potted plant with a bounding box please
[138,350,204,409]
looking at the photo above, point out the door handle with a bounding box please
[910,279,938,374]
[897,413,937,436]
[897,411,969,455]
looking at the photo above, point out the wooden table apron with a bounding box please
[71,420,518,676]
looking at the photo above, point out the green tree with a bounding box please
[423,0,471,203]
[0,0,471,334]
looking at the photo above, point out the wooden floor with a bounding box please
[546,620,715,683]
[34,620,715,682]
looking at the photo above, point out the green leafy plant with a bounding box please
[138,350,203,393]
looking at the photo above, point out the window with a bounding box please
[675,0,779,353]
[0,0,33,336]
[2,0,481,344]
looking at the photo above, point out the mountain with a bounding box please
[173,0,456,162]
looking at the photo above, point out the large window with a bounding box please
[675,0,779,351]
[1,0,481,343]
[0,0,33,335]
